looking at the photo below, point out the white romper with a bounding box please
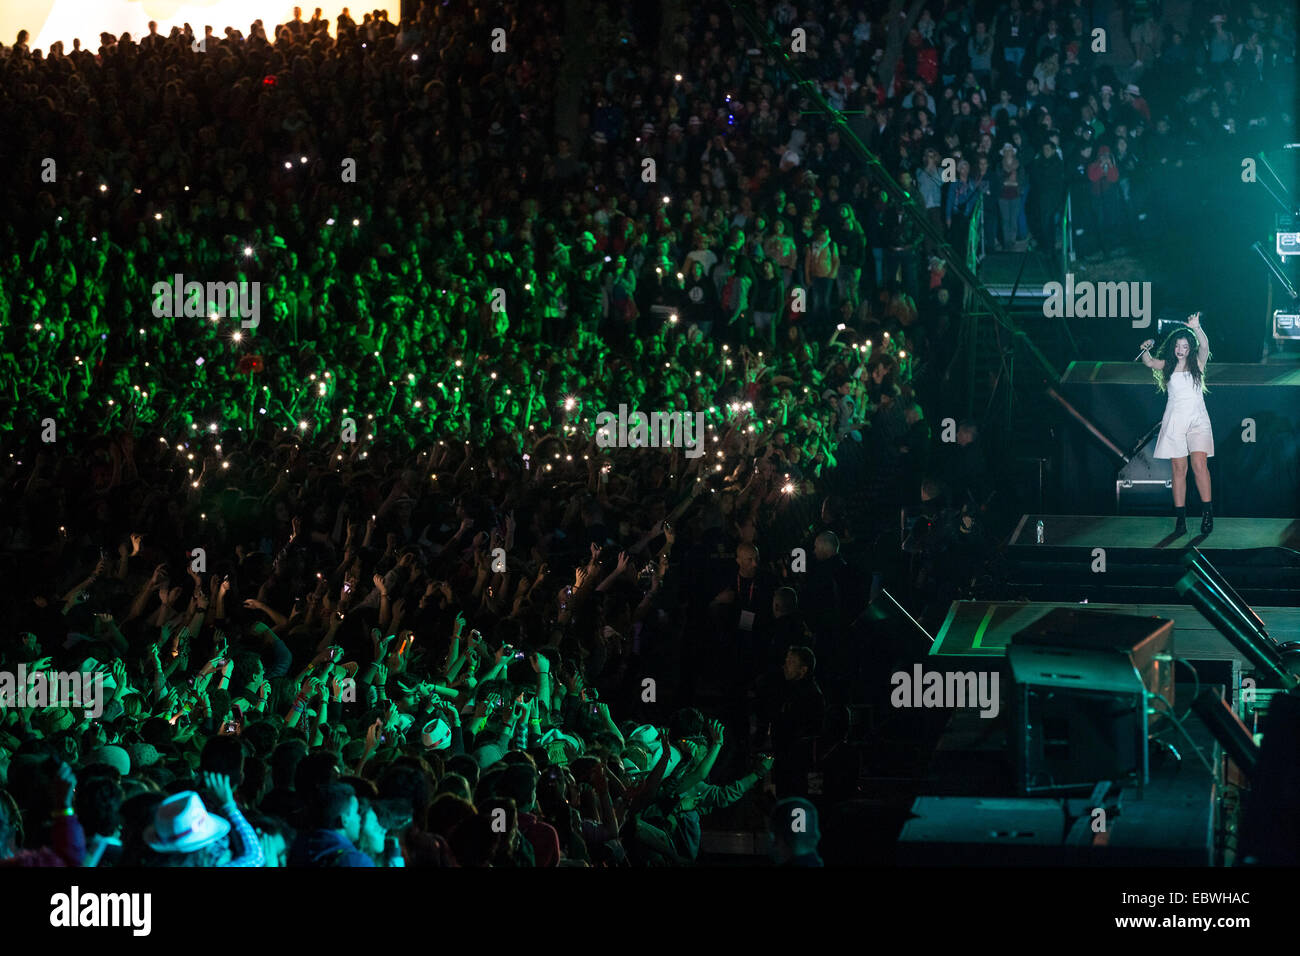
[1153,369,1214,459]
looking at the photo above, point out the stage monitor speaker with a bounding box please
[1011,607,1175,712]
[1008,609,1167,794]
[1009,644,1150,794]
[898,797,1074,865]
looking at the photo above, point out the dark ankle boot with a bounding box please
[1201,503,1213,535]
[1174,506,1187,536]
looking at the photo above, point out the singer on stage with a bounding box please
[1139,312,1213,535]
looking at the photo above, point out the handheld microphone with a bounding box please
[1133,346,1148,361]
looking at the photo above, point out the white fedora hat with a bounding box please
[144,792,230,853]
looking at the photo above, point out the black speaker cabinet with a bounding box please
[898,797,1074,865]
[1009,644,1150,794]
[1012,608,1175,715]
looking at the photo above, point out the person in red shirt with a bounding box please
[496,764,560,867]
[1121,84,1151,123]
[1086,144,1123,255]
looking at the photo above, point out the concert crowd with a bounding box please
[0,0,1293,866]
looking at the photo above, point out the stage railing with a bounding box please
[1062,193,1074,273]
[969,192,985,274]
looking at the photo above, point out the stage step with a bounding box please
[992,514,1300,605]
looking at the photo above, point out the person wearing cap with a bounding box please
[1120,83,1150,122]
[87,744,131,778]
[419,696,464,755]
[618,728,688,864]
[1097,85,1116,125]
[768,797,823,866]
[126,742,162,773]
[639,722,771,863]
[1208,15,1234,66]
[143,772,263,866]
[625,725,681,776]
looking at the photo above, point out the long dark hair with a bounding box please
[1152,327,1208,393]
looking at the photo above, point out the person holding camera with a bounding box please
[1086,143,1122,256]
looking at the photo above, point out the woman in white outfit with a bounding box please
[1139,312,1213,535]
